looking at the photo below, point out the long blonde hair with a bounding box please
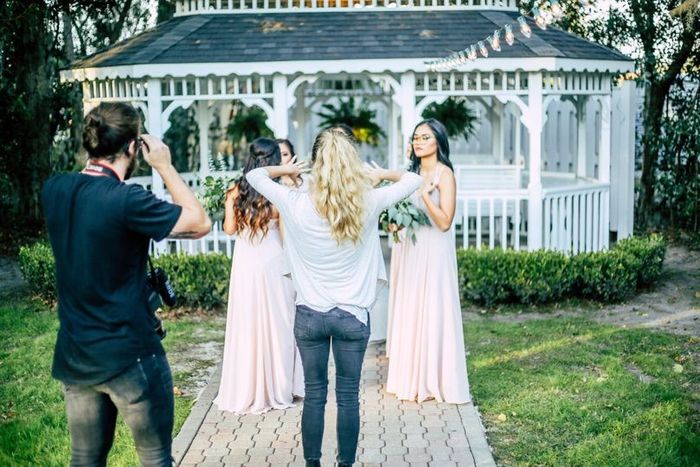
[311,128,371,244]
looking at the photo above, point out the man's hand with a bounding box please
[141,135,172,172]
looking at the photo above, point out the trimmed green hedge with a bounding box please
[152,253,230,310]
[18,234,666,309]
[615,233,666,288]
[18,245,230,310]
[458,234,666,306]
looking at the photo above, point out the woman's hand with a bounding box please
[421,179,437,198]
[365,161,386,187]
[265,157,310,179]
[387,223,404,233]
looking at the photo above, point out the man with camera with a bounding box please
[42,102,211,466]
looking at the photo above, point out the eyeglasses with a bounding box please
[411,135,434,143]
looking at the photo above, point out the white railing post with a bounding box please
[599,94,611,249]
[611,80,635,239]
[576,96,588,178]
[525,72,544,251]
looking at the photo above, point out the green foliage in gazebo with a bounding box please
[422,97,478,143]
[226,103,274,145]
[317,97,386,146]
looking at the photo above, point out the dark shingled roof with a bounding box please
[71,10,630,69]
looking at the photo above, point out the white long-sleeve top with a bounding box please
[246,168,422,324]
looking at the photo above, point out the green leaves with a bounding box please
[18,242,231,311]
[378,198,431,244]
[18,242,57,304]
[421,97,478,143]
[316,97,386,146]
[198,171,241,223]
[457,234,667,307]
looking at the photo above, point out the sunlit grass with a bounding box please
[0,297,223,466]
[466,317,700,466]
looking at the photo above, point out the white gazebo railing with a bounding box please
[542,182,610,254]
[174,0,519,15]
[136,164,610,256]
[155,222,237,256]
[458,189,528,250]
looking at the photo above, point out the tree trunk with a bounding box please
[62,4,84,172]
[638,81,666,225]
[12,2,52,227]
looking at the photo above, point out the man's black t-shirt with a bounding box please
[42,171,182,385]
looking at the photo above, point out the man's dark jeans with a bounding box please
[62,354,174,467]
[294,305,371,465]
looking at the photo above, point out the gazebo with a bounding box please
[61,0,637,256]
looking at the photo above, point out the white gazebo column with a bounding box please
[147,78,165,198]
[399,72,417,151]
[598,93,612,250]
[272,74,289,139]
[575,96,588,178]
[525,72,544,251]
[293,87,307,158]
[610,80,635,239]
[197,100,210,177]
[490,99,505,164]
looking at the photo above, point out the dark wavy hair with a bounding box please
[275,138,296,159]
[408,118,453,173]
[233,138,282,239]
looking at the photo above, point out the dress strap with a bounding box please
[433,165,444,185]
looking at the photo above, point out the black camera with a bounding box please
[146,262,177,340]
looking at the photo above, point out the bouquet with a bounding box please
[198,156,241,223]
[379,198,431,244]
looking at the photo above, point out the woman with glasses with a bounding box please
[386,118,471,404]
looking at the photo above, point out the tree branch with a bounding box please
[109,0,133,45]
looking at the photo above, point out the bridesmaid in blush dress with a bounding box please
[386,118,471,404]
[213,137,304,415]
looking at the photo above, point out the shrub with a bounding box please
[570,250,639,302]
[457,235,666,307]
[458,249,518,306]
[457,249,575,306]
[18,242,231,310]
[615,233,666,287]
[152,253,230,310]
[18,241,57,303]
[511,250,575,305]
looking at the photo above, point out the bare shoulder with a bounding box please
[437,163,456,184]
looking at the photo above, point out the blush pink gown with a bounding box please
[214,220,304,414]
[386,166,471,404]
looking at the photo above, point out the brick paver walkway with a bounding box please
[173,342,495,466]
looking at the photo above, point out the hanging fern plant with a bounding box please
[225,101,274,168]
[421,97,478,143]
[227,102,274,145]
[316,97,386,147]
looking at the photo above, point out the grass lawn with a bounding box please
[466,316,700,466]
[0,297,223,466]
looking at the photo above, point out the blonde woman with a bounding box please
[247,128,421,467]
